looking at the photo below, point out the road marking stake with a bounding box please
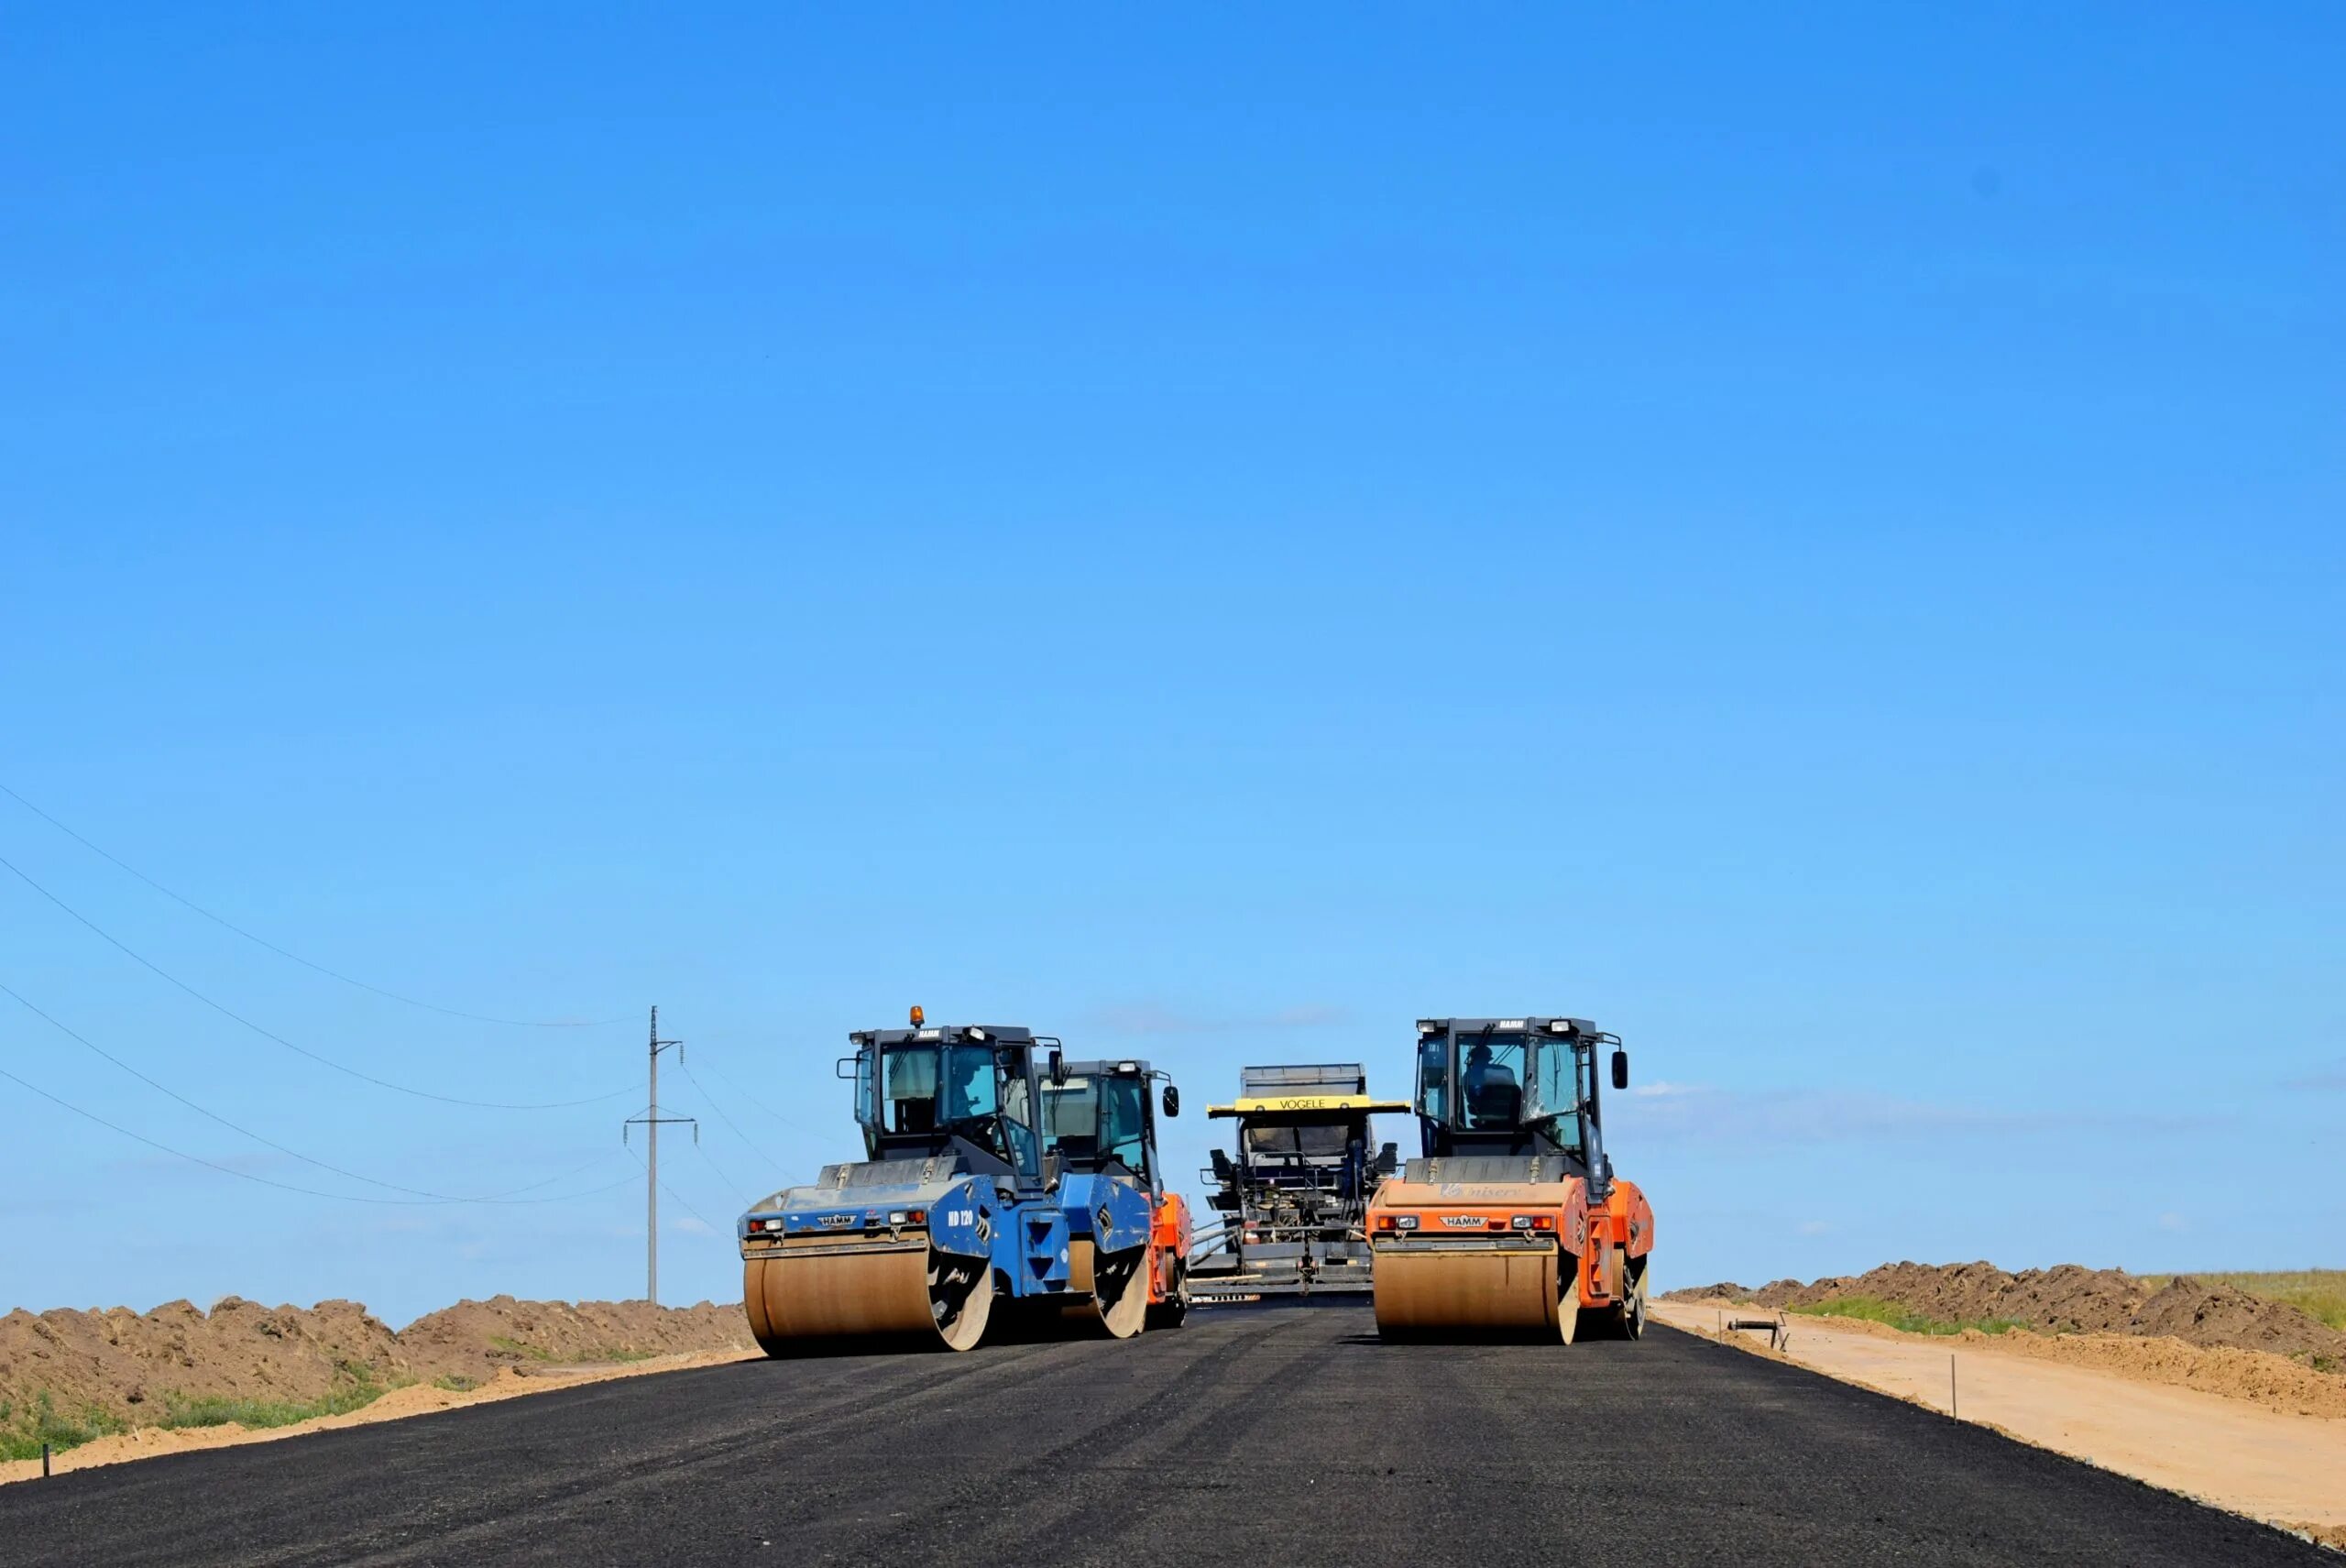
[1950,1354,1957,1420]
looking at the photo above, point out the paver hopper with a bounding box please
[1367,1017,1654,1342]
[1188,1064,1408,1300]
[739,1013,1154,1353]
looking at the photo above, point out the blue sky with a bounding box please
[3,3,2339,1325]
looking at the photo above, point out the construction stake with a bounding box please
[1950,1354,1958,1419]
[41,1442,50,1478]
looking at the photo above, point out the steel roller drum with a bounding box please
[1373,1249,1582,1343]
[1052,1238,1150,1339]
[744,1239,993,1353]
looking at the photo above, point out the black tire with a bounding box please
[1616,1261,1648,1340]
[1146,1255,1189,1331]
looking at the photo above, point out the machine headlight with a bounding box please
[1511,1215,1535,1230]
[1394,1214,1420,1231]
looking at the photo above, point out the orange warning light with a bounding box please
[909,1005,925,1026]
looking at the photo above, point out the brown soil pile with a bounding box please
[0,1298,406,1424]
[399,1296,754,1387]
[1666,1263,2346,1364]
[0,1295,752,1434]
[1666,1281,1757,1303]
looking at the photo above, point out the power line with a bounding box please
[480,1148,628,1201]
[688,1044,817,1134]
[688,1127,746,1196]
[0,1058,638,1208]
[0,780,623,1029]
[1,979,625,1204]
[623,1137,722,1233]
[0,850,635,1111]
[676,1055,786,1174]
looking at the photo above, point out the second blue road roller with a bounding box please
[739,1010,1157,1353]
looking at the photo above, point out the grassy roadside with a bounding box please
[5,1343,683,1461]
[1,1364,396,1461]
[1788,1296,2034,1337]
[2138,1271,2346,1332]
[488,1335,662,1365]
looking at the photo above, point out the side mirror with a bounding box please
[1376,1142,1398,1175]
[1610,1049,1629,1091]
[1048,1048,1067,1085]
[834,1056,859,1080]
[1161,1085,1180,1119]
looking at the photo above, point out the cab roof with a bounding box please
[847,1024,1037,1047]
[1415,1016,1598,1038]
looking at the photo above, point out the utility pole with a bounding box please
[623,1006,695,1305]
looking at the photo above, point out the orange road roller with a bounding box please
[1367,1016,1653,1342]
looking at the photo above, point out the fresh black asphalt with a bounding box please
[1,1301,2326,1566]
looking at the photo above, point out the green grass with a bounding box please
[155,1380,388,1431]
[2137,1271,2346,1332]
[486,1334,553,1362]
[1789,1295,2034,1338]
[0,1393,125,1461]
[3,1362,399,1460]
[486,1336,660,1365]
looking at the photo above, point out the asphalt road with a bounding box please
[2,1302,2326,1567]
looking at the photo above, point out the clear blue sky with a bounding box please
[3,4,2339,1326]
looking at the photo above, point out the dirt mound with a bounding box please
[2127,1277,2341,1359]
[0,1298,406,1428]
[1662,1281,1754,1302]
[1672,1262,2346,1362]
[400,1297,754,1386]
[1,1296,752,1440]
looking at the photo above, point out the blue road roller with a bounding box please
[739,1012,1156,1353]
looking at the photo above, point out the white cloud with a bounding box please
[1628,1080,1705,1098]
[2157,1212,2189,1234]
[671,1216,715,1236]
[1797,1220,1831,1236]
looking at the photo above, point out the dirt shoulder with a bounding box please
[0,1348,757,1486]
[1653,1299,2346,1546]
[1,1293,756,1483]
[1662,1260,2346,1362]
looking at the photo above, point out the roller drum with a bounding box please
[1049,1238,1150,1339]
[1373,1249,1582,1343]
[744,1240,994,1354]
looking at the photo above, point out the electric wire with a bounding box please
[687,1126,746,1197]
[676,1056,786,1173]
[0,780,623,1028]
[622,1137,722,1232]
[0,850,635,1110]
[688,1045,816,1134]
[1,979,623,1203]
[0,1058,639,1208]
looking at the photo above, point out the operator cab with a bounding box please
[1039,1058,1178,1193]
[1412,1016,1629,1193]
[843,1020,1046,1187]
